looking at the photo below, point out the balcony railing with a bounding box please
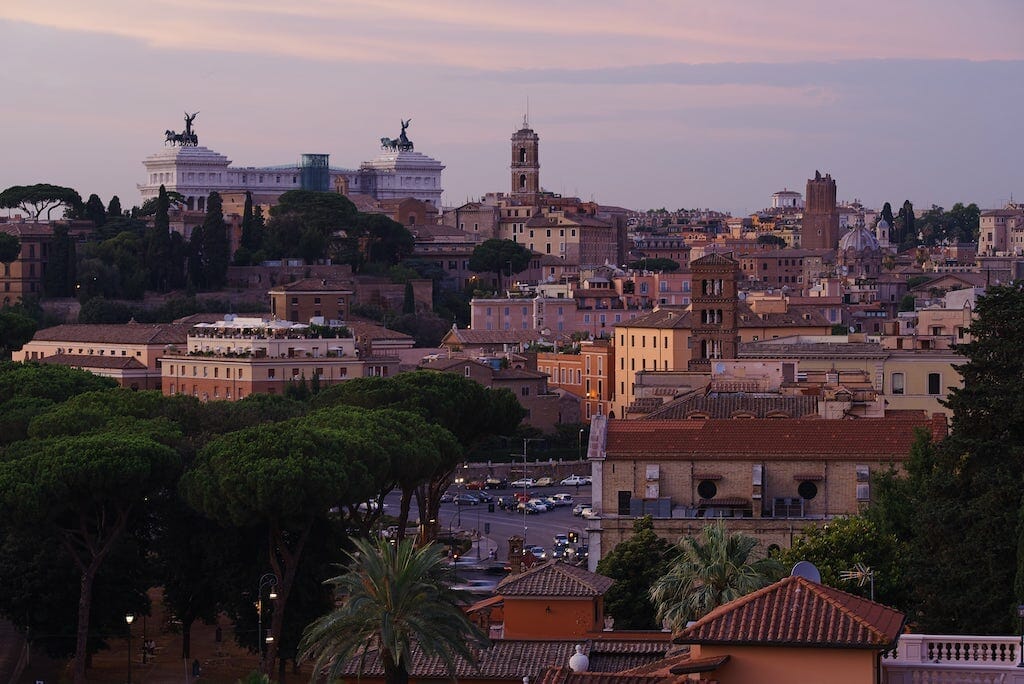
[883,634,1024,684]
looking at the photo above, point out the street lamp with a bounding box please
[578,428,585,462]
[257,573,278,667]
[455,474,465,528]
[125,613,134,684]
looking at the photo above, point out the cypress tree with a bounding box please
[145,185,173,292]
[107,195,123,219]
[200,192,229,290]
[83,194,106,227]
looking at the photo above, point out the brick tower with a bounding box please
[688,253,740,371]
[510,115,540,203]
[802,170,839,249]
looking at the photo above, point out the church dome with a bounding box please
[839,222,879,252]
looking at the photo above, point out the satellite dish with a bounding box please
[791,561,821,584]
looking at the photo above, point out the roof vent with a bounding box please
[568,645,589,673]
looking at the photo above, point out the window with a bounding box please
[617,490,632,515]
[891,373,905,395]
[697,480,717,499]
[521,386,529,396]
[798,481,818,500]
[267,368,276,379]
[928,372,941,395]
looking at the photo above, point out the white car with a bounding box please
[527,498,550,512]
[510,477,536,488]
[581,506,598,519]
[560,474,589,487]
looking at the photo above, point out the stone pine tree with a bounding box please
[200,191,230,290]
[145,185,173,292]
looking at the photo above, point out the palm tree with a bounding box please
[650,521,784,629]
[299,536,489,684]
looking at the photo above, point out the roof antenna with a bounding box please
[525,96,530,127]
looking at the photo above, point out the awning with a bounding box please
[699,497,749,507]
[793,473,825,481]
[693,473,723,480]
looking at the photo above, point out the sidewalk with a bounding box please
[18,590,311,684]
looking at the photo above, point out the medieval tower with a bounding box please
[510,115,540,204]
[688,253,741,371]
[802,171,839,249]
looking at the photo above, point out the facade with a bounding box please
[0,222,53,304]
[771,189,803,209]
[978,205,1024,255]
[14,322,190,390]
[159,316,398,401]
[801,171,839,250]
[688,253,741,371]
[268,278,353,323]
[584,412,947,568]
[139,131,444,210]
[537,339,615,423]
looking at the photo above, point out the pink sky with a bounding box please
[1,0,1021,213]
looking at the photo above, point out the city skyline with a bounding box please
[1,0,1022,215]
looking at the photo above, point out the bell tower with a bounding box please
[510,115,540,203]
[688,253,740,371]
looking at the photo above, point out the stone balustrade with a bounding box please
[884,634,1024,684]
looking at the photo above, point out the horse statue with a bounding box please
[380,136,399,151]
[379,119,414,152]
[164,129,198,147]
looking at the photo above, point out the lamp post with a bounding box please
[125,613,134,684]
[520,438,543,545]
[578,428,585,462]
[455,474,465,528]
[257,573,278,668]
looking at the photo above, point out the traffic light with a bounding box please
[568,531,579,544]
[488,503,495,513]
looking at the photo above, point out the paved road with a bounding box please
[383,484,593,561]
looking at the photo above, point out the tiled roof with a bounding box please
[738,341,888,359]
[617,308,691,330]
[494,368,548,380]
[268,278,354,293]
[35,353,148,370]
[691,253,736,266]
[738,303,831,328]
[643,394,819,420]
[496,560,614,598]
[346,320,414,341]
[448,329,542,344]
[536,666,678,684]
[605,415,946,459]
[30,323,189,345]
[673,576,905,650]
[336,639,669,680]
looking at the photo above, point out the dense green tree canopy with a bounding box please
[0,232,21,263]
[628,257,681,271]
[755,234,787,248]
[468,239,532,289]
[596,516,677,629]
[0,184,82,221]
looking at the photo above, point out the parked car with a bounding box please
[535,476,555,487]
[484,477,509,489]
[581,506,597,519]
[517,502,541,514]
[572,503,588,516]
[473,491,495,503]
[527,498,550,512]
[455,493,479,506]
[550,493,574,507]
[560,474,589,487]
[465,480,486,490]
[440,492,455,504]
[497,496,518,510]
[510,477,537,488]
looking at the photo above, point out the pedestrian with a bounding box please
[192,658,201,680]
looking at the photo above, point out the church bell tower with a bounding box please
[510,115,540,203]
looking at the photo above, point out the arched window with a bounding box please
[519,174,527,189]
[519,147,527,163]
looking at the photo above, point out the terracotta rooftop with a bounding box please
[35,353,148,370]
[336,639,670,681]
[496,560,614,598]
[536,666,680,684]
[673,575,905,650]
[618,308,692,330]
[268,278,354,293]
[445,328,542,345]
[691,253,736,266]
[494,368,548,380]
[29,323,190,345]
[605,415,947,459]
[643,394,819,420]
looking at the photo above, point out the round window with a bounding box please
[798,481,818,500]
[697,480,717,499]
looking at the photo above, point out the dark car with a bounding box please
[440,492,455,504]
[497,496,518,511]
[485,477,509,489]
[455,493,480,506]
[473,491,494,503]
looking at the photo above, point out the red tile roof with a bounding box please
[497,560,615,598]
[605,415,946,460]
[29,323,189,345]
[674,576,905,649]
[35,353,148,370]
[536,666,680,684]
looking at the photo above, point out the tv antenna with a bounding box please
[839,563,875,600]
